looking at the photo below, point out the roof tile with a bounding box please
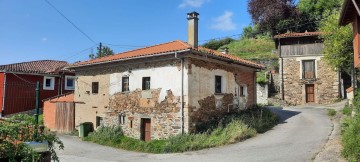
[274,32,323,39]
[0,60,69,74]
[72,40,265,69]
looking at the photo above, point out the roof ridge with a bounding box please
[0,60,68,66]
[84,40,191,63]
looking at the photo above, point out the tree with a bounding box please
[298,0,342,20]
[202,38,235,50]
[247,0,296,35]
[319,10,353,75]
[89,45,114,59]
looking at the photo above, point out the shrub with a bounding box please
[342,115,360,161]
[327,109,336,117]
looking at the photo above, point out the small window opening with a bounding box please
[215,76,222,93]
[92,82,99,94]
[142,77,151,90]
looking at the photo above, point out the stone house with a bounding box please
[68,12,264,141]
[274,32,342,105]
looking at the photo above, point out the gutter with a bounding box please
[175,52,185,135]
[1,70,7,117]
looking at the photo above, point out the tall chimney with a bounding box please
[187,11,199,48]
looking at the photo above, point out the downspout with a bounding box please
[279,39,285,100]
[175,52,185,135]
[2,70,7,117]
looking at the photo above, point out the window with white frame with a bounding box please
[43,76,55,90]
[65,76,76,90]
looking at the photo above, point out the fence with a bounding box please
[0,82,37,116]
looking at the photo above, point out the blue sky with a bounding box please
[0,0,251,65]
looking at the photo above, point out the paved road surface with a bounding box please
[58,106,332,162]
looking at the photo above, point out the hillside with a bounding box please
[221,37,278,60]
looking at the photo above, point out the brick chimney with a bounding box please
[187,11,199,48]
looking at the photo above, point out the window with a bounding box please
[92,82,99,94]
[43,76,55,90]
[118,114,125,125]
[122,77,129,92]
[65,76,76,90]
[142,77,151,90]
[96,116,103,128]
[215,76,222,93]
[303,60,315,79]
[240,86,245,96]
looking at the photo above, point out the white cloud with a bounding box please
[179,0,209,8]
[41,37,48,42]
[210,11,237,31]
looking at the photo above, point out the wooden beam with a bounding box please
[352,0,360,16]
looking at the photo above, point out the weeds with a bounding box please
[327,109,336,117]
[342,105,352,116]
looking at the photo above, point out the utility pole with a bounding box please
[33,81,40,140]
[99,42,102,57]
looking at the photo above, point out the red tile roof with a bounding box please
[71,40,265,69]
[0,60,69,74]
[274,32,323,39]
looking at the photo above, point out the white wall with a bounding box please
[188,64,238,108]
[109,64,188,102]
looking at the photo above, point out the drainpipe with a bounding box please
[175,52,185,135]
[279,40,285,100]
[1,70,7,117]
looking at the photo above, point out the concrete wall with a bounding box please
[74,71,110,129]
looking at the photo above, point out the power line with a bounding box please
[103,43,147,48]
[44,0,97,44]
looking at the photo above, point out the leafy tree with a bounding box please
[298,0,342,20]
[319,10,353,75]
[202,38,235,50]
[89,45,114,59]
[247,0,296,35]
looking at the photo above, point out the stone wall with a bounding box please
[257,83,268,105]
[280,57,339,105]
[105,89,182,140]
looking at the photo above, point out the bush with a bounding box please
[327,109,336,117]
[85,106,278,153]
[342,115,360,161]
[0,114,63,161]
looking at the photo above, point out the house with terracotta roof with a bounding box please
[68,12,264,141]
[274,32,345,105]
[0,60,75,116]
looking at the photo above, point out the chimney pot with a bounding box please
[187,11,199,48]
[221,47,229,54]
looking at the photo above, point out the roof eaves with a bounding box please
[339,0,353,26]
[68,48,192,69]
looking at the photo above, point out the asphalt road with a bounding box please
[58,106,332,162]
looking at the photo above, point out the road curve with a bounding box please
[58,106,332,162]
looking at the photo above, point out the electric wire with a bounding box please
[44,0,97,44]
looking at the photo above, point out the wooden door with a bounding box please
[306,84,315,103]
[55,102,75,133]
[141,118,151,141]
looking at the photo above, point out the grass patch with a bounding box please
[327,109,336,117]
[342,105,352,116]
[84,106,278,153]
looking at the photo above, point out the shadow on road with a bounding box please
[267,106,301,124]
